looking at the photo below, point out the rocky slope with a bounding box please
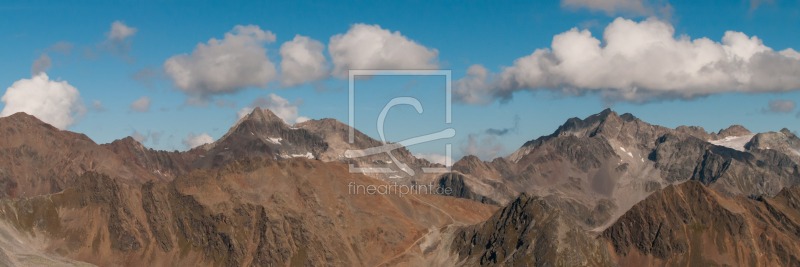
[0,157,497,266]
[0,111,497,266]
[1,108,800,266]
[193,107,328,168]
[445,109,800,230]
[0,113,167,198]
[101,137,199,180]
[602,181,800,266]
[296,117,439,182]
[450,193,614,266]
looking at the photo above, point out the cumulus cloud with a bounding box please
[280,35,328,86]
[31,54,52,75]
[455,17,800,104]
[108,21,137,41]
[237,93,309,124]
[182,133,214,149]
[414,153,452,166]
[130,96,151,112]
[765,99,796,113]
[329,24,438,77]
[454,65,494,104]
[561,0,671,17]
[459,134,507,161]
[104,21,137,55]
[164,25,277,100]
[0,73,83,129]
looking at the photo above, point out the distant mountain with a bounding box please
[192,107,327,168]
[444,108,800,230]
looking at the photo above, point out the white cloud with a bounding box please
[280,35,328,86]
[455,17,800,104]
[182,133,214,149]
[766,99,796,113]
[414,153,452,165]
[130,96,151,112]
[104,21,137,55]
[131,130,148,143]
[237,93,308,124]
[31,54,51,75]
[0,73,83,129]
[459,134,506,161]
[328,24,438,77]
[561,0,671,17]
[132,130,163,146]
[453,64,493,104]
[108,21,137,41]
[164,25,277,100]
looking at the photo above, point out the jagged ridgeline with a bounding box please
[0,108,798,266]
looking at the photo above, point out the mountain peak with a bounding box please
[2,112,58,130]
[108,136,146,151]
[243,107,285,125]
[717,125,751,137]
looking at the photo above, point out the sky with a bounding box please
[1,0,800,163]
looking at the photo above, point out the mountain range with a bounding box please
[0,107,798,266]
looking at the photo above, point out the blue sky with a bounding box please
[1,0,799,162]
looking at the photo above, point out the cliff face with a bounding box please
[602,181,800,267]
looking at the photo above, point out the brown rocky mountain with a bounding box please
[0,113,170,199]
[196,108,438,182]
[1,108,799,266]
[101,137,200,180]
[0,110,497,266]
[296,117,439,182]
[450,193,614,266]
[442,109,800,230]
[0,157,496,266]
[192,107,328,168]
[602,181,800,266]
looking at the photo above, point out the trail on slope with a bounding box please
[374,194,463,267]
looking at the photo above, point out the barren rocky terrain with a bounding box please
[0,108,798,266]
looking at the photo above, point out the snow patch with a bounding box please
[709,134,755,152]
[290,152,314,159]
[266,137,282,144]
[618,146,633,158]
